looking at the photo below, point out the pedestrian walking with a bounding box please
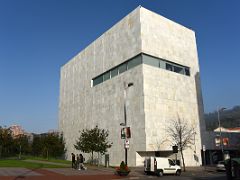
[71,153,76,169]
[80,154,87,170]
[76,154,80,170]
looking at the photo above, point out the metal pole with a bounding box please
[175,153,177,164]
[124,83,127,165]
[124,83,127,126]
[217,107,224,160]
[19,145,21,160]
[203,150,206,169]
[0,145,2,159]
[123,82,133,165]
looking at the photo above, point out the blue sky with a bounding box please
[0,0,239,133]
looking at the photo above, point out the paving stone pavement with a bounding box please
[0,165,224,180]
[45,167,114,176]
[0,168,42,176]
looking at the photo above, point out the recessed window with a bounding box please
[118,63,127,74]
[93,75,103,86]
[111,67,118,78]
[159,60,166,69]
[92,53,191,87]
[128,55,142,69]
[166,63,173,71]
[185,67,190,76]
[174,66,184,74]
[103,71,110,81]
[142,54,159,68]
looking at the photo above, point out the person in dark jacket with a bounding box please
[71,153,76,169]
[76,154,80,170]
[79,154,86,170]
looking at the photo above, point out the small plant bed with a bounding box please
[115,161,130,176]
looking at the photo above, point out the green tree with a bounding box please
[32,135,43,156]
[42,132,66,159]
[52,133,66,158]
[32,132,66,158]
[74,126,112,164]
[0,126,14,157]
[13,134,31,158]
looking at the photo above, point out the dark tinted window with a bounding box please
[92,53,191,87]
[111,67,118,78]
[103,71,110,81]
[128,55,142,69]
[166,63,173,71]
[118,63,127,74]
[168,159,175,166]
[185,67,190,76]
[142,54,159,67]
[174,66,184,74]
[93,75,103,86]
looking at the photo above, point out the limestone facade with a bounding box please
[59,6,205,167]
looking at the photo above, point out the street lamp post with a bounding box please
[217,107,226,160]
[122,82,134,165]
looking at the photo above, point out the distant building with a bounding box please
[203,126,240,164]
[9,124,34,143]
[48,129,59,134]
[59,6,205,167]
[9,125,24,138]
[214,127,240,133]
[32,130,60,138]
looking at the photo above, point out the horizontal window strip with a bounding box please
[92,53,190,87]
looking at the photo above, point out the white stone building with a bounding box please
[59,6,205,167]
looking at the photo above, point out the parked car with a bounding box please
[225,158,240,180]
[216,161,226,171]
[144,157,181,176]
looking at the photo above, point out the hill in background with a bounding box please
[205,106,240,131]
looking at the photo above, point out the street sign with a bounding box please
[215,137,220,147]
[223,137,229,146]
[124,139,130,149]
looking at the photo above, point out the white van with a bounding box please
[144,157,181,176]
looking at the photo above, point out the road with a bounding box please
[135,173,226,180]
[0,167,227,180]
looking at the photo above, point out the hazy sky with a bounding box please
[0,0,239,133]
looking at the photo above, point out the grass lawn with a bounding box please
[23,156,71,165]
[0,157,71,168]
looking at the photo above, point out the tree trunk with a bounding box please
[19,145,21,160]
[180,149,186,172]
[91,151,93,164]
[97,152,100,166]
[0,145,2,159]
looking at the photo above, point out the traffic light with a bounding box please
[172,145,178,153]
[121,128,126,139]
[126,127,131,138]
[121,127,131,139]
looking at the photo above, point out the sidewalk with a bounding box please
[23,160,216,174]
[122,166,219,178]
[0,168,42,176]
[0,161,221,180]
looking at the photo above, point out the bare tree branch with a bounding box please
[167,117,196,172]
